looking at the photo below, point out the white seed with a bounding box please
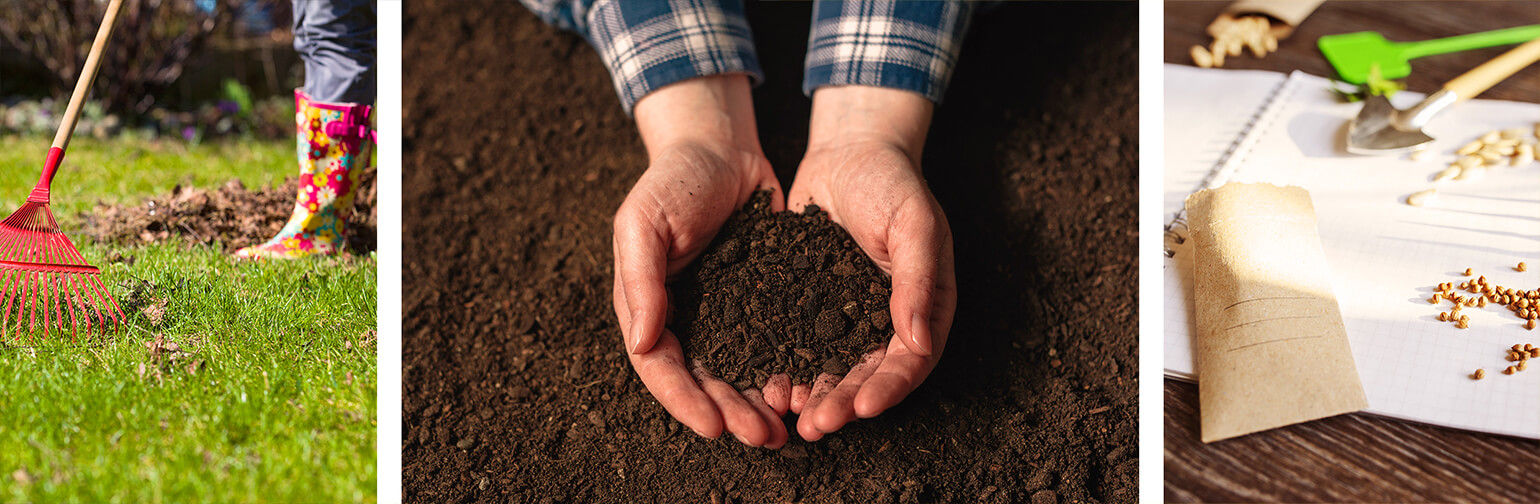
[1501,127,1529,140]
[1456,165,1485,180]
[1457,141,1483,155]
[1263,33,1278,52]
[1481,131,1501,144]
[1409,148,1429,161]
[1227,37,1243,57]
[1494,144,1516,156]
[1405,188,1436,207]
[1479,148,1504,163]
[1191,45,1213,68]
[1494,138,1520,148]
[1513,145,1534,167]
[1432,166,1460,182]
[1246,37,1267,58]
[1210,41,1226,67]
[1456,155,1483,169]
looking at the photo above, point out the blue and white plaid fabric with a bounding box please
[519,0,763,113]
[519,0,971,112]
[804,1,972,103]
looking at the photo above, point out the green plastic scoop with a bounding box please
[1319,24,1540,84]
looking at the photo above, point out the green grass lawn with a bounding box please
[0,135,376,503]
[0,136,296,217]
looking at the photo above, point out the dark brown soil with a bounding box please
[674,190,891,386]
[403,1,1138,503]
[80,166,377,253]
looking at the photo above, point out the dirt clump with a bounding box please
[80,166,377,253]
[673,190,891,386]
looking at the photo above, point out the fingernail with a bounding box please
[734,433,750,445]
[625,318,639,354]
[910,313,930,355]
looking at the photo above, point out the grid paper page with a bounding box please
[1164,69,1540,439]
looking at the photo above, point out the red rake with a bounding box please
[1,0,127,340]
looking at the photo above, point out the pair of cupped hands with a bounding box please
[612,74,956,448]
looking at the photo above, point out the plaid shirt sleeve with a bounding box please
[803,0,973,103]
[518,0,764,113]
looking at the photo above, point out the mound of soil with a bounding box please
[674,190,891,386]
[80,166,377,253]
[403,1,1137,502]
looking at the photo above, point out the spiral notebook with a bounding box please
[1163,64,1540,439]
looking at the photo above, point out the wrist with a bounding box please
[634,73,764,164]
[806,85,934,164]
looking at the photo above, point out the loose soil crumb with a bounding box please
[403,1,1137,502]
[674,191,891,385]
[80,166,377,253]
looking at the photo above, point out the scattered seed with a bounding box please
[1431,166,1460,182]
[1501,127,1529,140]
[1405,188,1437,206]
[1520,360,1529,371]
[1518,262,1528,272]
[1473,368,1486,380]
[1457,141,1483,156]
[1190,45,1213,68]
[1464,268,1473,276]
[1438,312,1448,321]
[1504,365,1515,375]
[1481,131,1501,144]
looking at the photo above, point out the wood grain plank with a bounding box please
[1165,1,1540,103]
[1165,380,1540,502]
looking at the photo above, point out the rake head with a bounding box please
[0,200,124,340]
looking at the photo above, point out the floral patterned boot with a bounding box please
[235,90,373,260]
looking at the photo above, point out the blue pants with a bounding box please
[294,0,376,104]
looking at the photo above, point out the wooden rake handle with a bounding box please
[35,0,125,203]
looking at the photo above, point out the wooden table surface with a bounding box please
[1164,2,1540,502]
[1165,1,1540,103]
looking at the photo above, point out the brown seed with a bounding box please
[1514,344,1524,352]
[1526,344,1535,352]
[1474,368,1486,380]
[1429,295,1440,304]
[1464,268,1473,276]
[1438,312,1448,321]
[1530,347,1539,357]
[1529,319,1537,330]
[1519,262,1528,272]
[1478,276,1487,285]
[1479,298,1488,308]
[1520,360,1529,371]
[1504,366,1516,375]
[1508,351,1521,362]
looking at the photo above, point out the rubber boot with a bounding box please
[235,90,373,259]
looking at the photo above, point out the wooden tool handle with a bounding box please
[1443,36,1540,101]
[51,0,125,152]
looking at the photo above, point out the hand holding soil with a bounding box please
[781,85,958,442]
[611,74,790,447]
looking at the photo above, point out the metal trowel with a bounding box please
[1347,37,1540,155]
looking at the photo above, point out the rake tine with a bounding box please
[0,270,15,339]
[22,272,36,340]
[65,273,80,340]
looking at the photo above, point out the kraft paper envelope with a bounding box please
[1186,183,1368,443]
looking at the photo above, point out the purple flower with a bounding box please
[182,127,196,141]
[217,100,240,114]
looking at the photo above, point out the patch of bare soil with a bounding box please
[80,166,377,253]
